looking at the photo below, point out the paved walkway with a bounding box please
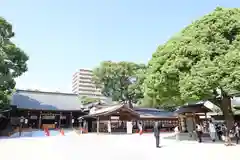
[0,133,239,160]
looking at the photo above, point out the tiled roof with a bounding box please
[11,89,83,111]
[82,99,117,110]
[88,104,139,117]
[175,102,212,114]
[133,107,165,112]
[81,104,140,119]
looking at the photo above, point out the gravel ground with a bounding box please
[0,132,239,160]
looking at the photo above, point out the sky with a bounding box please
[0,0,240,93]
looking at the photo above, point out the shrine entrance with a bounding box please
[82,104,140,133]
[41,113,59,129]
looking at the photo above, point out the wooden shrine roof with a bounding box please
[82,103,140,118]
[11,89,83,111]
[175,102,212,114]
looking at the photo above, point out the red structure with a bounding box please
[44,128,50,136]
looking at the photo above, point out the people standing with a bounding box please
[153,122,161,148]
[216,124,223,141]
[107,120,111,134]
[208,120,216,142]
[234,122,240,144]
[221,123,232,146]
[138,122,143,135]
[196,123,203,143]
[221,124,227,141]
[174,125,180,141]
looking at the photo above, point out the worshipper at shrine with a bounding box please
[174,125,180,141]
[234,122,240,144]
[153,122,161,148]
[196,123,203,143]
[137,121,143,135]
[107,120,111,134]
[222,123,233,146]
[216,124,223,141]
[221,124,227,141]
[208,120,216,142]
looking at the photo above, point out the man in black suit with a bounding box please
[154,122,161,148]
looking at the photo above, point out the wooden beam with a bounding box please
[38,111,42,129]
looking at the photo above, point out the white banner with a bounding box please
[127,121,133,134]
[42,115,55,120]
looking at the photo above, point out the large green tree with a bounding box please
[0,17,28,110]
[93,61,146,107]
[144,7,240,131]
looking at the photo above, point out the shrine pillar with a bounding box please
[178,114,186,132]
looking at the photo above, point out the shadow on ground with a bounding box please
[163,132,240,145]
[8,129,72,139]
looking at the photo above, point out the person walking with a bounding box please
[222,123,232,146]
[138,122,143,135]
[107,120,111,134]
[216,124,223,141]
[209,120,216,142]
[153,122,161,148]
[234,122,240,144]
[174,125,180,141]
[196,123,203,143]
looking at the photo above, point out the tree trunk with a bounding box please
[220,96,234,145]
[220,96,234,133]
[128,100,133,108]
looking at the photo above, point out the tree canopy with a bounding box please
[80,96,100,105]
[0,17,28,110]
[144,7,240,128]
[93,61,146,107]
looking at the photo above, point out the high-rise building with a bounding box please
[72,69,105,99]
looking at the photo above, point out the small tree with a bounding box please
[93,61,146,107]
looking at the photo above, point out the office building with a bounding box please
[72,69,105,99]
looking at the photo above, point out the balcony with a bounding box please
[78,83,96,88]
[78,87,97,92]
[78,90,102,96]
[79,75,93,80]
[78,78,92,83]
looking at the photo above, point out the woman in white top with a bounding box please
[107,120,111,134]
[138,121,143,135]
[174,126,180,141]
[196,123,203,143]
[208,120,216,142]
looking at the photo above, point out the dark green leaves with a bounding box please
[93,61,146,104]
[80,96,100,105]
[144,7,240,108]
[0,17,28,110]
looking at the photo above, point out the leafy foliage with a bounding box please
[0,17,28,110]
[138,95,157,107]
[93,61,146,107]
[80,96,100,105]
[144,7,240,125]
